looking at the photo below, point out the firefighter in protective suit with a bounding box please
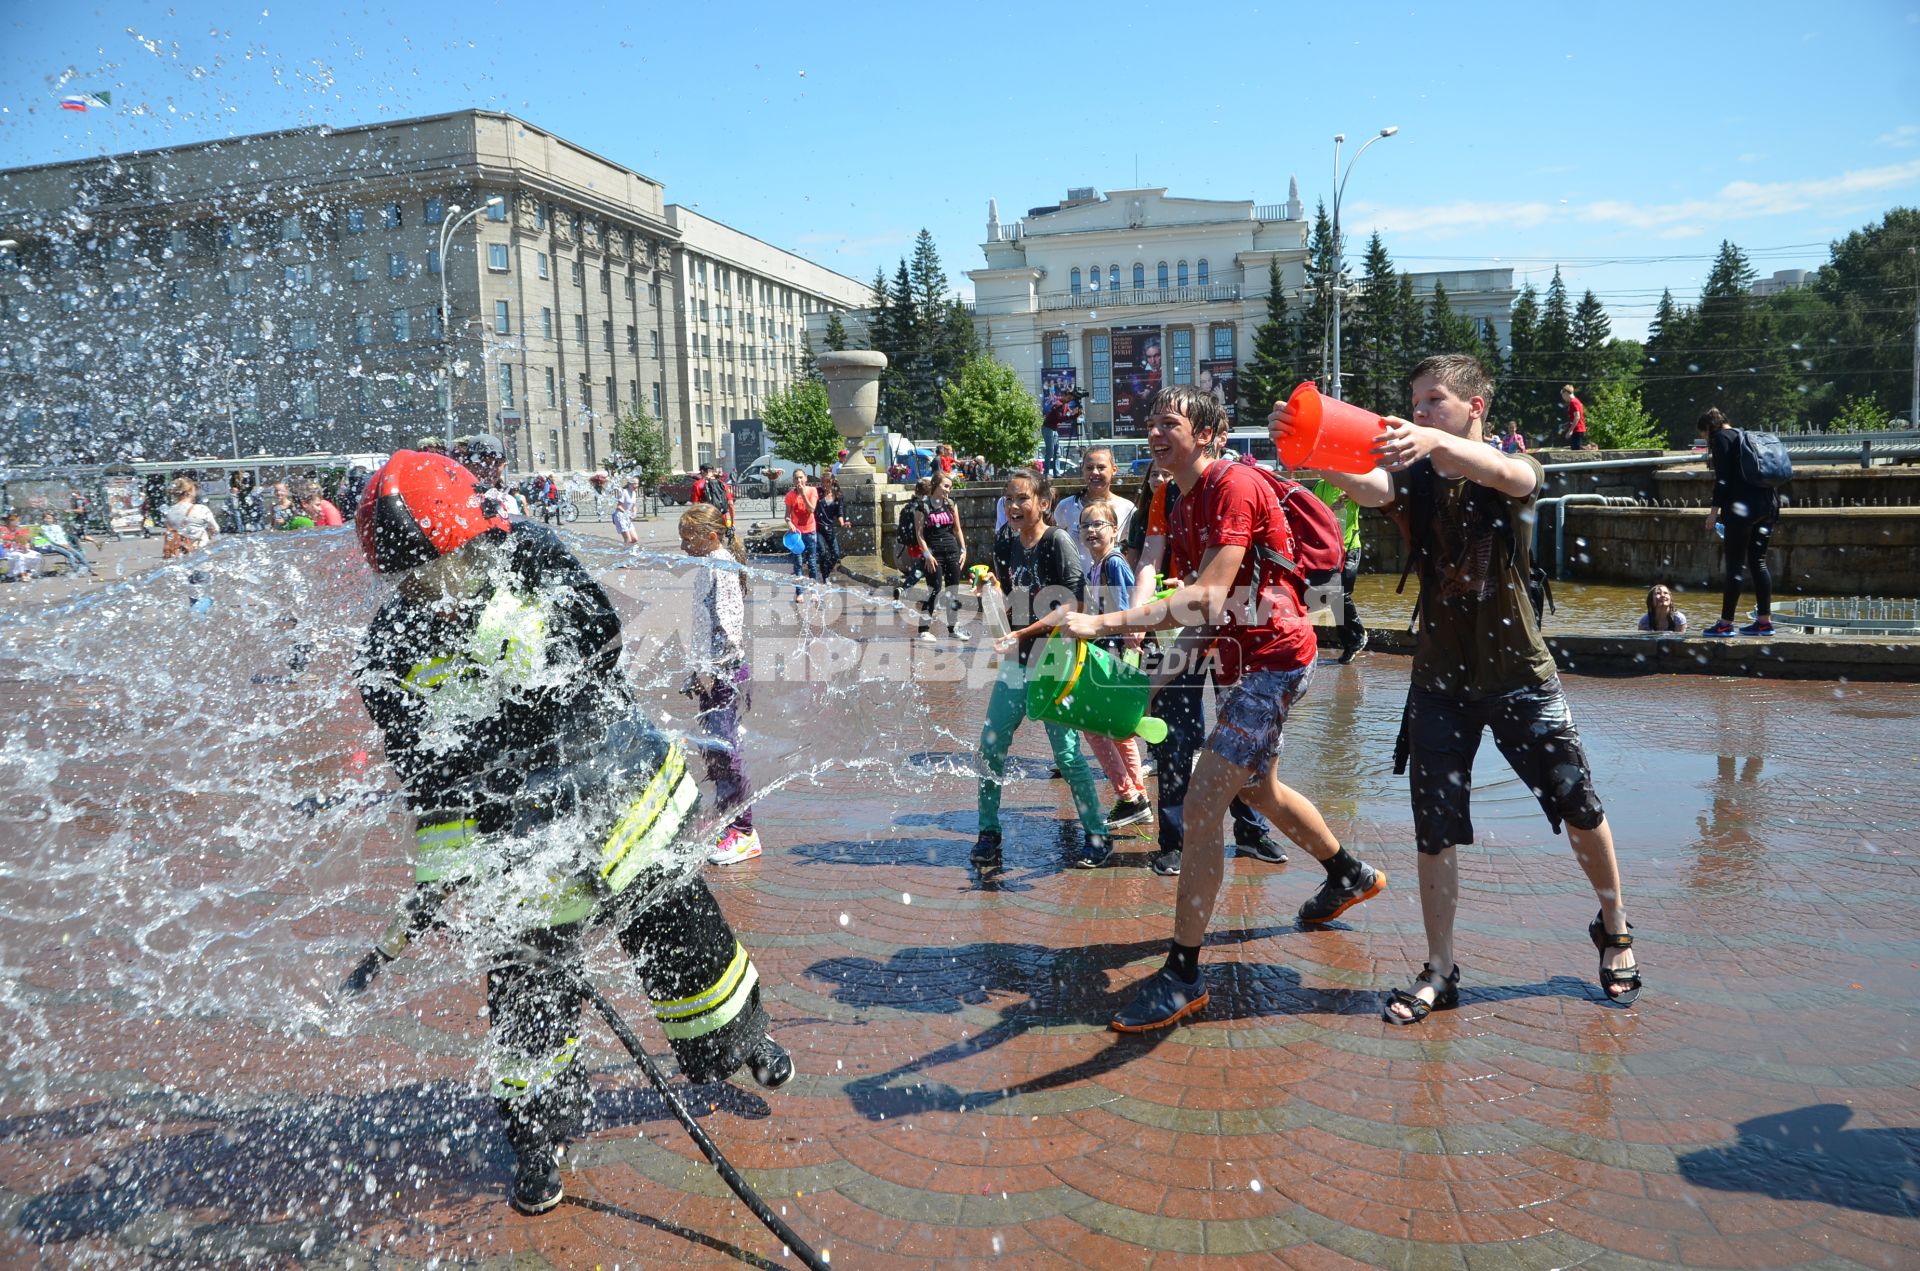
[340,450,792,1216]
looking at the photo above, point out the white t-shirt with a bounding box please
[164,501,220,550]
[1053,492,1136,570]
[690,547,746,669]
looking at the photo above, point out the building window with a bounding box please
[225,273,251,297]
[283,264,311,288]
[1092,333,1111,405]
[537,252,549,279]
[290,318,317,351]
[429,306,444,339]
[626,324,638,354]
[354,314,372,345]
[649,283,660,305]
[280,214,303,242]
[498,363,513,407]
[347,207,366,234]
[427,247,442,276]
[424,197,444,225]
[487,243,509,272]
[571,261,584,287]
[605,375,617,411]
[494,300,511,334]
[397,374,414,409]
[601,321,614,353]
[1211,325,1233,360]
[436,378,451,413]
[295,381,318,420]
[629,378,639,406]
[388,252,407,279]
[1087,265,1100,292]
[600,267,611,293]
[696,260,707,284]
[485,198,507,222]
[358,378,374,414]
[1131,263,1144,292]
[545,367,557,405]
[391,308,410,342]
[649,330,660,358]
[1157,261,1169,290]
[540,307,553,339]
[574,314,587,346]
[232,323,259,356]
[349,257,369,283]
[534,203,547,231]
[1177,260,1189,288]
[169,278,190,302]
[651,382,663,415]
[579,376,592,412]
[1172,328,1193,385]
[623,275,635,299]
[1070,267,1081,296]
[1045,333,1070,369]
[384,202,403,229]
[1197,259,1209,285]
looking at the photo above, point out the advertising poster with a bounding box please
[1110,326,1163,435]
[1040,368,1080,438]
[1199,358,1237,427]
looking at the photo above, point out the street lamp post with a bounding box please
[222,356,248,460]
[1327,126,1399,401]
[437,195,504,447]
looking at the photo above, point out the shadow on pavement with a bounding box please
[1677,1103,1920,1218]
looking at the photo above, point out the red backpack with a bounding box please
[1189,456,1345,589]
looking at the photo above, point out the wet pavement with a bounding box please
[2,531,1917,1269]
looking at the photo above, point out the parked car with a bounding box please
[656,472,700,505]
[736,457,823,498]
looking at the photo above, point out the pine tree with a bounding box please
[823,312,848,351]
[1395,272,1425,371]
[1241,260,1298,420]
[1301,201,1336,384]
[908,229,948,320]
[1423,282,1481,356]
[870,260,919,434]
[1570,289,1613,390]
[1642,288,1698,443]
[1694,240,1789,429]
[1506,284,1543,434]
[1347,231,1401,413]
[1539,268,1573,397]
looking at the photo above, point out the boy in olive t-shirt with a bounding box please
[1271,354,1642,1024]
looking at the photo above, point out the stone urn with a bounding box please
[816,350,888,477]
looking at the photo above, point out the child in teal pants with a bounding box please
[972,468,1112,875]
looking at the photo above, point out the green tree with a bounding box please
[1570,289,1613,389]
[1395,272,1425,376]
[1506,283,1544,431]
[1301,201,1336,381]
[940,357,1041,470]
[1694,239,1792,430]
[1831,394,1895,431]
[877,261,919,434]
[1584,382,1666,449]
[823,312,849,351]
[1641,288,1699,443]
[1809,208,1920,426]
[1347,231,1402,412]
[1241,260,1299,419]
[612,405,673,487]
[1423,281,1482,356]
[1539,267,1573,395]
[761,379,840,469]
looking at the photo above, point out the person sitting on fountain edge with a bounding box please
[339,450,793,1217]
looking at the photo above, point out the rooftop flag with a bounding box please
[58,92,112,112]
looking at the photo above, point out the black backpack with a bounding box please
[1734,429,1793,489]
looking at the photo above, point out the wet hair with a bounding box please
[679,504,748,599]
[1645,583,1680,631]
[169,476,197,501]
[913,477,932,496]
[1146,384,1225,442]
[1697,406,1732,433]
[1409,354,1496,417]
[1003,466,1055,525]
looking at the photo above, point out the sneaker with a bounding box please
[1073,833,1114,869]
[1738,618,1775,637]
[1701,619,1737,637]
[509,1149,564,1215]
[970,830,1004,875]
[1106,796,1153,829]
[950,626,971,641]
[1111,965,1210,1033]
[1337,630,1369,665]
[918,630,937,643]
[707,827,763,865]
[1234,834,1290,865]
[747,1035,795,1090]
[1148,846,1182,877]
[1298,862,1387,925]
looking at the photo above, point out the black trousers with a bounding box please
[919,545,966,629]
[1148,653,1275,854]
[1334,547,1367,652]
[1719,517,1773,622]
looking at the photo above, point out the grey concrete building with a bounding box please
[0,110,868,475]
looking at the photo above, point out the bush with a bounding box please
[1585,382,1666,450]
[1830,395,1894,432]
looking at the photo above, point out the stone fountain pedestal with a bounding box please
[817,350,888,558]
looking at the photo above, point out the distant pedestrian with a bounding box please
[267,481,297,531]
[613,478,640,545]
[1309,477,1368,663]
[815,474,849,580]
[1697,406,1779,638]
[681,503,761,866]
[913,471,968,640]
[784,470,820,598]
[1559,385,1589,450]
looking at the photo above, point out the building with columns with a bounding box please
[0,110,866,473]
[808,184,1517,437]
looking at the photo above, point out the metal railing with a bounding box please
[1779,596,1920,635]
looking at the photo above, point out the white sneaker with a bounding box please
[918,630,937,643]
[707,828,763,865]
[950,627,970,641]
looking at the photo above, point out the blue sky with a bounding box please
[5,1,1918,338]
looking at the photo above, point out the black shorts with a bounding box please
[1407,677,1605,855]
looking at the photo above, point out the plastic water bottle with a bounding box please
[1714,521,1725,540]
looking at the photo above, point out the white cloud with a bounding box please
[1876,124,1920,148]
[1353,159,1920,238]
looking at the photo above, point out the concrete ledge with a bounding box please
[1315,624,1920,681]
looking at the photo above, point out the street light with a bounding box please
[221,354,249,460]
[437,195,505,446]
[1328,126,1399,401]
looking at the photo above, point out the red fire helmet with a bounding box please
[355,449,509,573]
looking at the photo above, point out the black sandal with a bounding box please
[1383,963,1460,1025]
[1588,912,1642,1006]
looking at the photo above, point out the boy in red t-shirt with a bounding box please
[1560,384,1587,449]
[1016,385,1385,1032]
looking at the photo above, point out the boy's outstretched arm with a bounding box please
[1268,399,1395,507]
[1372,418,1538,499]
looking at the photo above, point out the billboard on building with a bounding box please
[1040,368,1079,438]
[1110,326,1163,435]
[1199,358,1237,427]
